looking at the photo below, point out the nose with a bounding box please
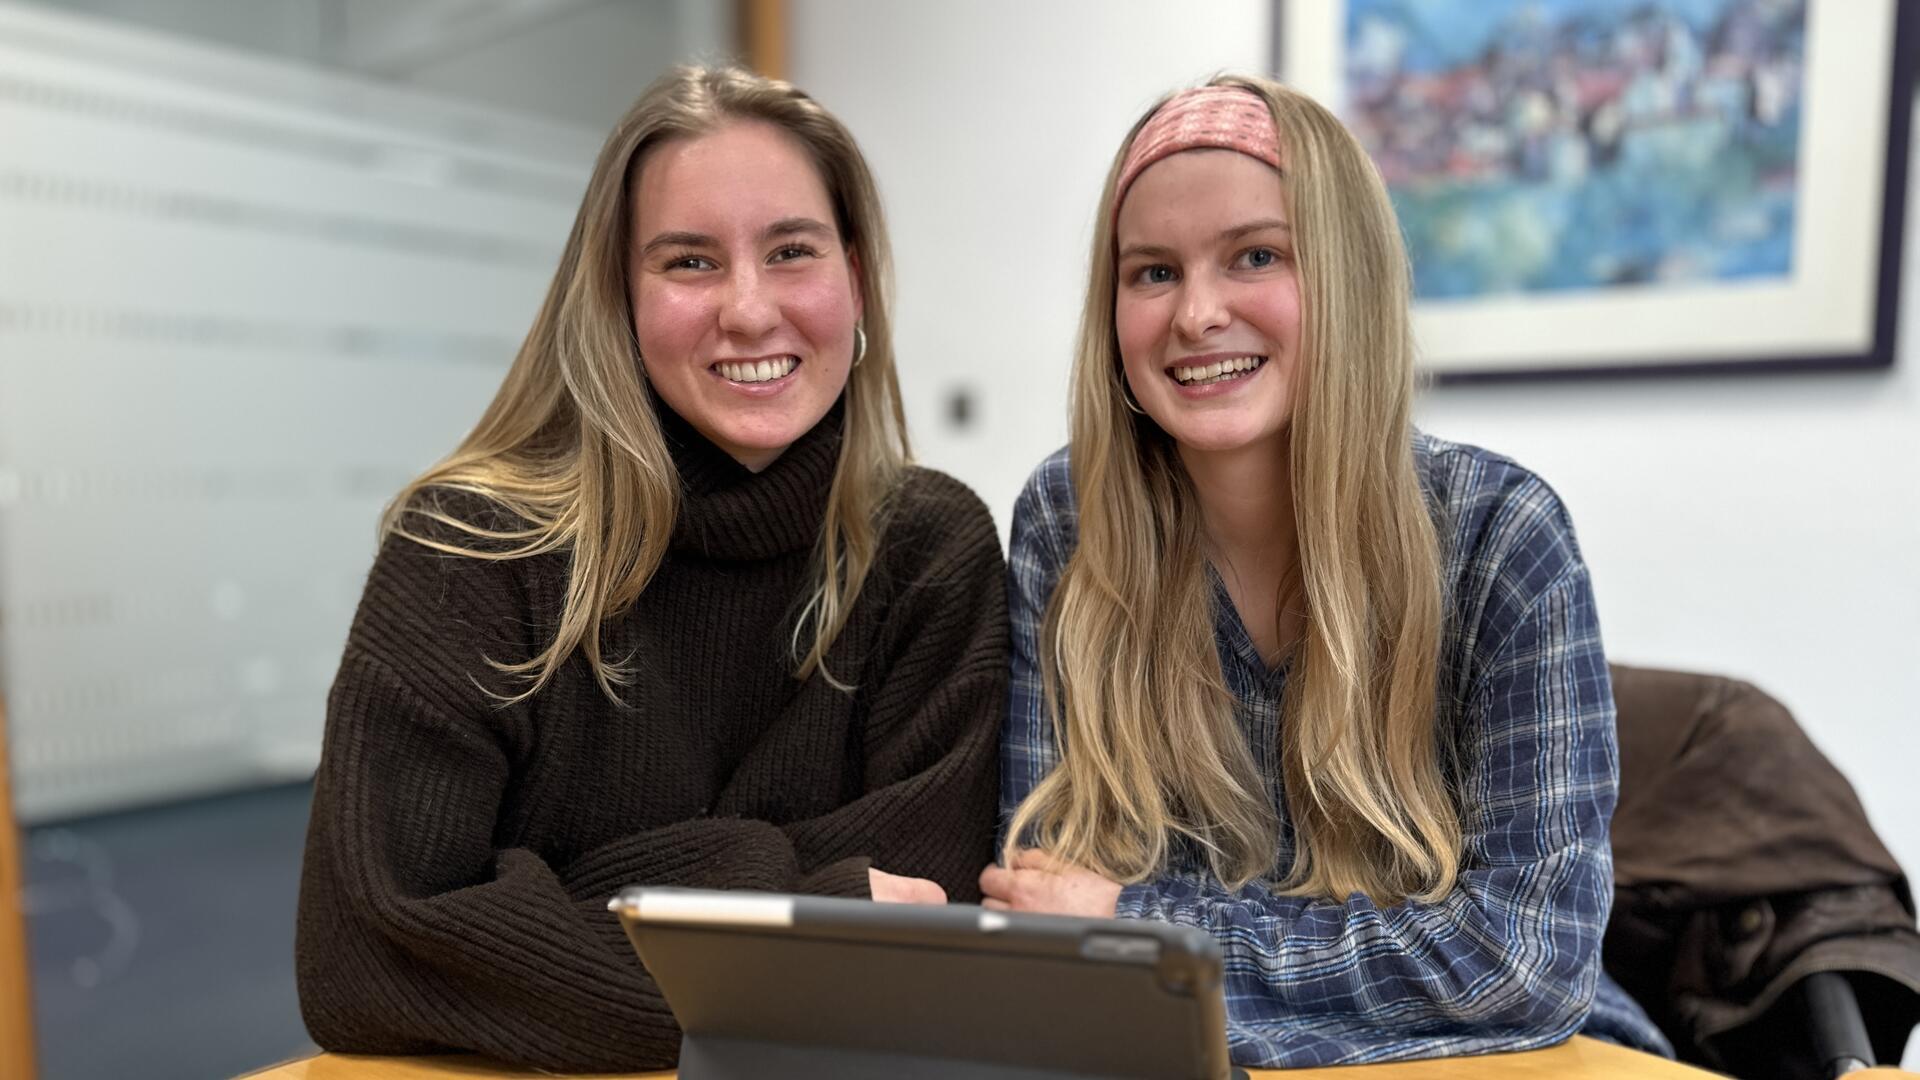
[1172,269,1230,343]
[718,265,779,340]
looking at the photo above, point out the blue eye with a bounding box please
[666,255,716,271]
[1136,264,1177,285]
[1236,246,1284,270]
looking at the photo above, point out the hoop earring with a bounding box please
[1119,376,1146,415]
[851,323,868,369]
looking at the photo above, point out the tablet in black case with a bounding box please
[610,887,1244,1080]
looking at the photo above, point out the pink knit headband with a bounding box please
[1113,86,1283,224]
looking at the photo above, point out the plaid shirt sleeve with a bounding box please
[1003,447,1634,1068]
[999,452,1074,834]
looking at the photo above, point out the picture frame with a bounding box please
[1275,0,1917,381]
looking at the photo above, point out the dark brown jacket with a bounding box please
[1604,663,1920,1076]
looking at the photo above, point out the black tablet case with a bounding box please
[613,888,1245,1080]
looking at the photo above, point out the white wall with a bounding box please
[794,8,1920,1062]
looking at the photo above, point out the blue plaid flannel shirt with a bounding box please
[1000,434,1673,1068]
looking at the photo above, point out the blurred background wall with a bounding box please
[0,0,1914,1075]
[1,3,585,825]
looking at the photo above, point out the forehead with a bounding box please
[1116,149,1287,242]
[633,119,835,232]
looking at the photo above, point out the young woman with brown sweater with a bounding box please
[294,67,1007,1072]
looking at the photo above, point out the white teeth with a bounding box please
[1171,356,1265,385]
[718,357,797,383]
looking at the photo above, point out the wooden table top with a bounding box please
[241,1035,1739,1078]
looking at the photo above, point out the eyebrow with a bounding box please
[763,216,835,241]
[1223,218,1291,241]
[640,217,836,256]
[1116,241,1177,261]
[1117,218,1292,261]
[641,230,714,255]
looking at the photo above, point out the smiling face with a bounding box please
[1113,148,1301,458]
[629,119,862,471]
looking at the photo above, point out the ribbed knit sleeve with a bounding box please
[296,533,871,1071]
[782,470,1009,902]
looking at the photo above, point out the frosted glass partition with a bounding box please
[0,2,599,822]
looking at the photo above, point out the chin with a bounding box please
[717,407,822,449]
[714,423,806,454]
[1159,419,1287,456]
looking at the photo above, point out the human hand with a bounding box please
[978,848,1123,918]
[868,867,948,904]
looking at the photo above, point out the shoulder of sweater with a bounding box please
[889,466,996,536]
[876,466,1004,585]
[390,485,537,549]
[350,488,565,669]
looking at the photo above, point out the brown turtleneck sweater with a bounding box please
[294,405,1007,1071]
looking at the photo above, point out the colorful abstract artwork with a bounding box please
[1346,0,1805,301]
[1280,0,1910,377]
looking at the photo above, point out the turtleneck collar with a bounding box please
[657,395,845,560]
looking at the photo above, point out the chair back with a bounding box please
[1606,664,1919,1078]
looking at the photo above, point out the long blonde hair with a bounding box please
[384,66,909,701]
[1007,74,1458,905]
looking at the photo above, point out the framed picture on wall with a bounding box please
[1276,0,1918,380]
